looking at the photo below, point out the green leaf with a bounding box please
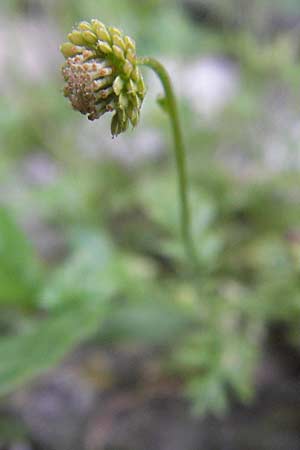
[99,295,191,344]
[0,302,106,397]
[40,230,131,310]
[187,375,228,416]
[0,207,42,307]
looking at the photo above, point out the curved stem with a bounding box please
[137,57,198,266]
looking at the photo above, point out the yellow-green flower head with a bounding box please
[60,20,146,136]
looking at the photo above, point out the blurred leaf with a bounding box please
[0,207,42,307]
[0,302,106,397]
[187,374,228,416]
[40,230,127,309]
[139,175,217,235]
[99,294,192,344]
[173,290,260,414]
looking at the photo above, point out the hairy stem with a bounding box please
[137,57,198,267]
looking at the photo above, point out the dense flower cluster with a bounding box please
[60,20,146,136]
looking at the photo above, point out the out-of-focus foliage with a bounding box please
[0,208,42,308]
[0,301,106,396]
[1,0,300,416]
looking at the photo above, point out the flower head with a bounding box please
[60,20,146,136]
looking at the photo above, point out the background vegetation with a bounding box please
[1,0,300,448]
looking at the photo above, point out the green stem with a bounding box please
[137,57,198,266]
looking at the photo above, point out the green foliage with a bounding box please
[0,302,107,396]
[40,230,122,309]
[0,208,42,308]
[173,288,261,414]
[1,0,300,419]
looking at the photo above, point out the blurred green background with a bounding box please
[1,1,300,449]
